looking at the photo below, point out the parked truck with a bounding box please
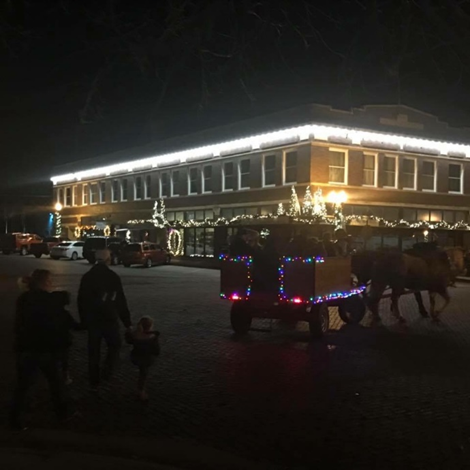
[0,232,43,255]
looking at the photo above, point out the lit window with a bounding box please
[145,175,151,199]
[203,166,212,193]
[329,150,347,184]
[363,154,376,186]
[121,180,128,201]
[171,171,179,196]
[161,173,170,197]
[82,184,88,205]
[263,155,276,186]
[449,163,462,193]
[402,158,416,190]
[223,162,234,191]
[90,184,98,204]
[422,161,435,191]
[239,159,250,189]
[134,176,142,200]
[100,181,106,203]
[65,188,72,207]
[72,186,78,206]
[383,156,397,188]
[112,180,119,202]
[189,168,198,194]
[284,151,297,184]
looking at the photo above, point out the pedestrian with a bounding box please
[125,316,160,401]
[77,249,132,391]
[10,269,77,430]
[321,232,337,257]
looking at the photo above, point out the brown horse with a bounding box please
[352,245,451,323]
[445,246,465,284]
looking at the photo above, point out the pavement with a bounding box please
[2,256,470,468]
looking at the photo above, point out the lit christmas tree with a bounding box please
[313,188,327,219]
[288,185,301,216]
[277,202,285,216]
[302,186,313,215]
[152,199,167,227]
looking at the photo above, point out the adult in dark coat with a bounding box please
[10,270,76,430]
[78,249,132,389]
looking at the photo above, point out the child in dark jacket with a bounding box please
[125,316,160,401]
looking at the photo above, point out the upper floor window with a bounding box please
[58,188,64,204]
[422,161,436,191]
[65,187,72,207]
[134,176,143,200]
[203,166,212,193]
[263,154,276,186]
[223,162,234,191]
[72,186,78,206]
[121,179,128,201]
[82,184,88,205]
[383,155,397,188]
[90,183,98,204]
[363,153,377,186]
[145,175,151,199]
[402,158,416,190]
[449,163,463,193]
[171,171,180,196]
[283,151,297,185]
[112,180,119,202]
[99,181,106,203]
[161,173,170,197]
[189,168,198,194]
[239,159,250,189]
[329,149,347,184]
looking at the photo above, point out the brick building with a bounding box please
[51,104,470,255]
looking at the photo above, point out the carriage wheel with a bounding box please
[309,303,329,339]
[230,302,252,335]
[338,295,366,324]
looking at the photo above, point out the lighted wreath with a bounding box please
[104,225,111,237]
[167,228,183,256]
[74,226,81,238]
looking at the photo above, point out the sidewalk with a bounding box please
[0,429,274,470]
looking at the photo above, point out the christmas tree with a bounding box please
[152,199,167,227]
[277,202,285,216]
[302,186,313,215]
[288,185,301,216]
[313,188,327,219]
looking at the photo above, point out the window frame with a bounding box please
[134,176,143,200]
[262,154,276,187]
[282,150,298,185]
[222,161,235,192]
[328,147,348,185]
[99,181,106,204]
[448,162,463,194]
[144,174,151,199]
[421,160,437,192]
[188,168,198,195]
[72,185,78,206]
[239,158,251,190]
[111,180,119,203]
[89,183,98,205]
[121,179,128,202]
[65,187,72,207]
[82,184,89,206]
[383,154,398,189]
[160,172,170,198]
[362,152,378,187]
[402,157,417,191]
[202,165,213,193]
[171,170,180,197]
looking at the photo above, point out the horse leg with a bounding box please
[367,282,384,325]
[414,291,428,317]
[432,288,451,322]
[429,292,437,322]
[391,291,406,323]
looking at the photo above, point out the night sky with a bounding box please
[2,0,470,193]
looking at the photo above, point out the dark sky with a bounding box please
[2,0,470,193]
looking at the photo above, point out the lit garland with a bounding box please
[54,211,62,237]
[219,255,253,300]
[167,228,184,256]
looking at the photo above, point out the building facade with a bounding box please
[51,104,470,255]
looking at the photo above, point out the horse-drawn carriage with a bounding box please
[220,254,367,338]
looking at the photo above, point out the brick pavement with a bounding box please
[2,257,470,468]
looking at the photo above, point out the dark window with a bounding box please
[135,176,142,199]
[121,180,128,201]
[223,162,234,190]
[402,158,416,189]
[383,156,397,187]
[112,180,119,202]
[363,154,376,186]
[58,188,64,204]
[65,188,72,207]
[449,164,462,192]
[161,173,170,197]
[284,151,297,184]
[100,182,106,203]
[82,185,88,205]
[383,207,399,220]
[263,155,276,186]
[403,209,416,221]
[189,168,198,194]
[239,159,250,189]
[417,209,430,221]
[90,184,98,204]
[203,166,212,192]
[422,161,435,191]
[172,171,179,196]
[329,150,346,183]
[145,175,151,199]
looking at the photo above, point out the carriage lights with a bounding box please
[220,255,253,300]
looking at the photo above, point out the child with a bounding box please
[125,316,160,401]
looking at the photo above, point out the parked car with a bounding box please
[29,237,70,258]
[83,236,128,265]
[121,242,171,268]
[0,232,43,256]
[50,241,85,260]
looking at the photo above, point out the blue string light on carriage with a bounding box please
[219,255,253,300]
[278,256,365,304]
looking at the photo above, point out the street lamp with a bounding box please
[54,202,62,237]
[327,190,348,228]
